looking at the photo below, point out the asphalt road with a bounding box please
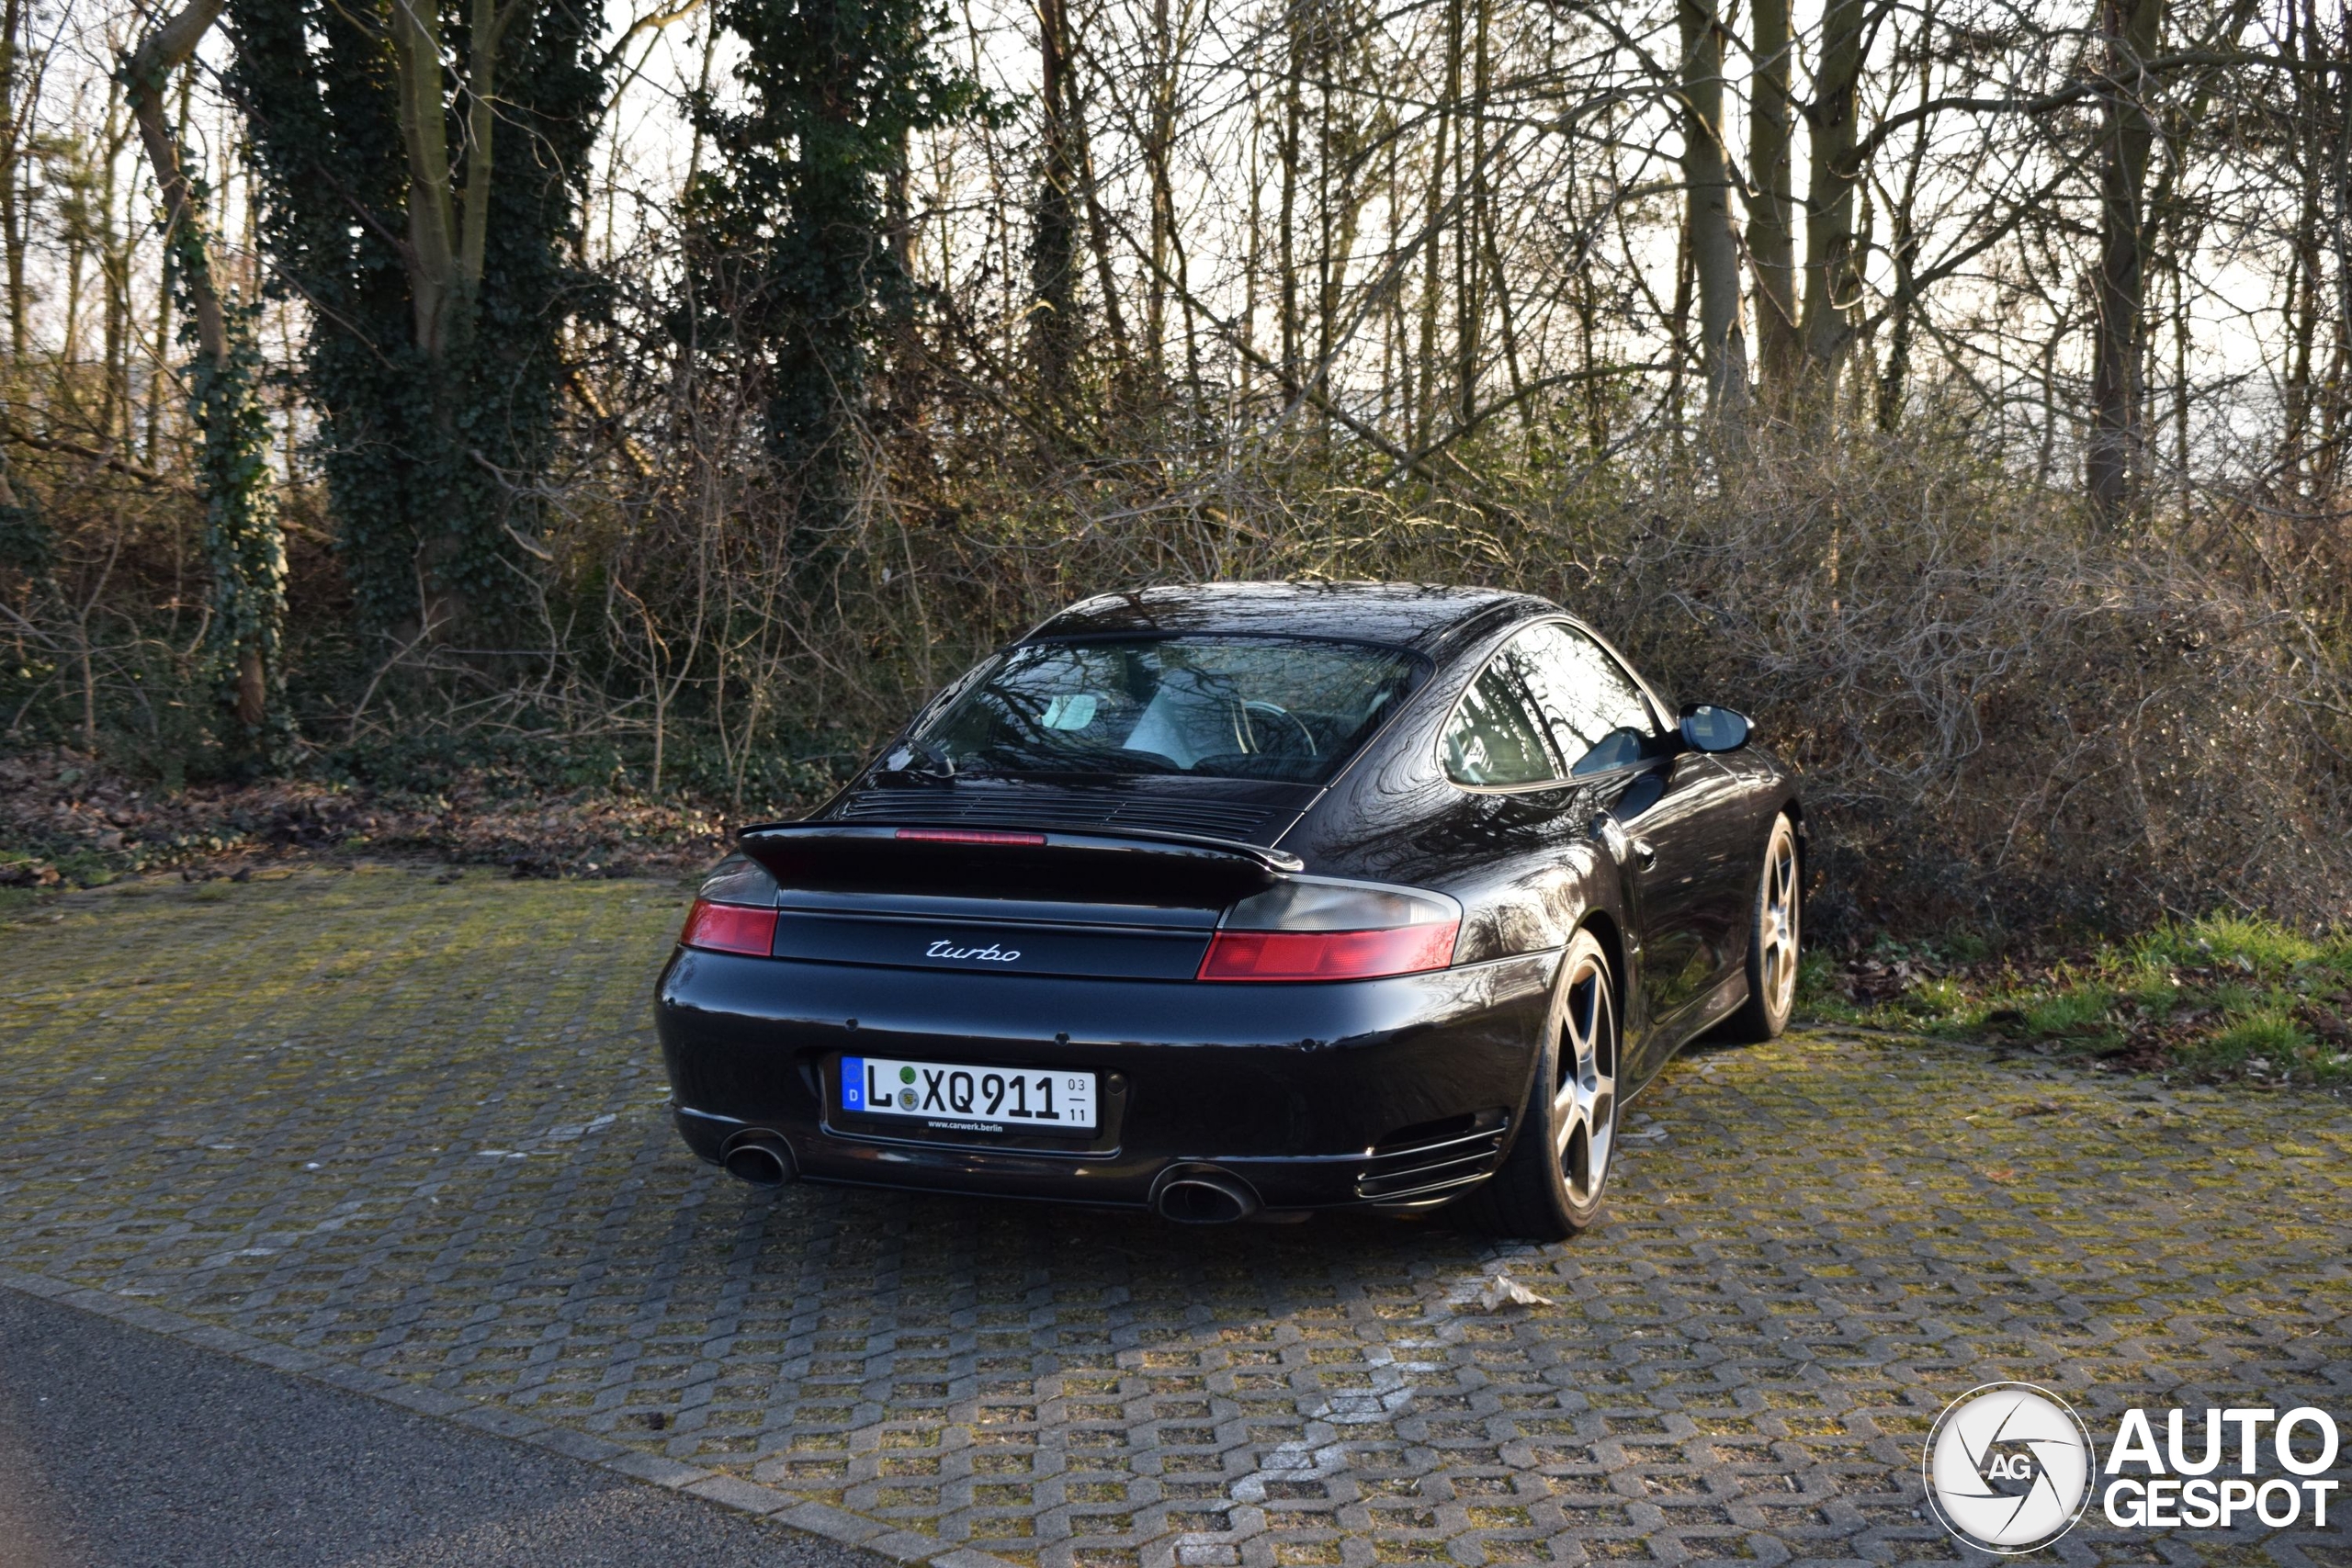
[0,1286,879,1568]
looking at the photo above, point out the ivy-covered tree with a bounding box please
[226,0,601,643]
[0,426,46,580]
[688,0,983,516]
[128,0,288,761]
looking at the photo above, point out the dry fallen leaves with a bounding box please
[1465,1274,1555,1312]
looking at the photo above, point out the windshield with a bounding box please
[911,636,1425,784]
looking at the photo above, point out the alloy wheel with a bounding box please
[1760,822,1801,1018]
[1553,949,1617,1208]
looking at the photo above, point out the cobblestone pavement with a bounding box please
[2,868,2347,1568]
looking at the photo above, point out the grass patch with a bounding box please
[0,885,48,919]
[2193,1009,2316,1073]
[1802,912,2352,1089]
[1902,976,1973,1020]
[2022,986,2119,1043]
[2136,912,2323,975]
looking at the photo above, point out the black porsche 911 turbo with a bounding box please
[654,581,1802,1239]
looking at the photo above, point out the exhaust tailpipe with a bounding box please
[1150,1166,1261,1224]
[721,1132,797,1188]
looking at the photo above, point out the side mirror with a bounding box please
[1679,703,1752,753]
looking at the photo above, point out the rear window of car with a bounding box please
[913,636,1426,784]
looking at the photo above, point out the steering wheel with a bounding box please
[1240,700,1318,758]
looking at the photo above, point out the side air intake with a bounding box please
[1354,1111,1510,1201]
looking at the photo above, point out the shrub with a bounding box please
[11,414,2352,943]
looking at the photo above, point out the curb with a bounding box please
[0,1263,1023,1568]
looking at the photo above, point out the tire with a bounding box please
[1722,813,1801,1043]
[1463,929,1621,1241]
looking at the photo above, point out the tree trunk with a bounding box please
[1031,0,1080,404]
[1242,87,1262,403]
[2277,0,2324,502]
[390,0,519,637]
[129,0,285,743]
[1277,5,1305,398]
[2086,0,2165,525]
[98,96,130,453]
[1143,0,1176,381]
[1667,210,1693,448]
[1677,0,1748,425]
[1874,56,1931,430]
[0,0,25,362]
[129,4,227,391]
[1415,0,1457,444]
[1747,0,1799,400]
[1065,41,1129,368]
[1797,0,1863,412]
[390,0,460,360]
[2323,0,2351,505]
[458,0,506,299]
[1458,0,1491,430]
[145,70,192,466]
[386,0,512,361]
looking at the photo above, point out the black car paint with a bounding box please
[662,947,1555,1205]
[1271,594,1781,1065]
[653,582,1799,1214]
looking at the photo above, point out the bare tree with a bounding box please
[1747,0,1800,397]
[1678,0,1749,423]
[2086,0,2166,522]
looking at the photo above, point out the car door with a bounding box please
[1510,622,1742,1069]
[1604,751,1746,1056]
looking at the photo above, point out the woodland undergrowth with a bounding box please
[6,422,2350,943]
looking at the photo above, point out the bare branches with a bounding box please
[2,0,2348,933]
[5,423,187,491]
[601,0,708,74]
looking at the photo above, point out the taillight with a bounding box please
[1199,924,1458,981]
[1197,877,1460,982]
[680,898,778,956]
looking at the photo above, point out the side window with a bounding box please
[1441,659,1558,786]
[1512,622,1657,775]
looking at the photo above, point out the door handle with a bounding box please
[1631,838,1657,872]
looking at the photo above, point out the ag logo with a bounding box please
[1925,1382,2094,1553]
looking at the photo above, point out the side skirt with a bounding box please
[1623,968,1750,1100]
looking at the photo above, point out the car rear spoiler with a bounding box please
[733,820,1303,903]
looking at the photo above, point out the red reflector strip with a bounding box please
[1197,922,1458,982]
[680,899,779,956]
[893,828,1048,846]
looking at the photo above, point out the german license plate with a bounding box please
[842,1055,1099,1133]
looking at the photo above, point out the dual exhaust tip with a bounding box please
[719,1136,1262,1225]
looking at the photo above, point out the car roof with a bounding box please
[1024,581,1552,657]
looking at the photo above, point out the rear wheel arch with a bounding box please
[1722,810,1803,1043]
[1463,923,1622,1240]
[1575,908,1630,1030]
[1498,910,1627,1122]
[1779,797,1809,890]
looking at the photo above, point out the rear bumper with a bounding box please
[653,946,1557,1210]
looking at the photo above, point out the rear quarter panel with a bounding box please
[1277,631,1641,1038]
